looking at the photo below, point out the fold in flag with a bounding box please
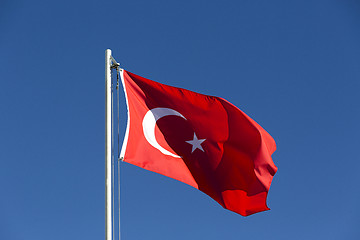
[120,70,277,216]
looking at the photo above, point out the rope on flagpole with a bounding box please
[110,56,121,240]
[111,67,115,240]
[116,67,121,240]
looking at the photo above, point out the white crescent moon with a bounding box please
[142,107,186,158]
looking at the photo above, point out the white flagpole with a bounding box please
[105,49,112,240]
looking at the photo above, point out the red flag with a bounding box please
[120,70,277,216]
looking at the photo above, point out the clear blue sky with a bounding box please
[1,0,360,239]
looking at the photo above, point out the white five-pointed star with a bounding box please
[186,133,206,153]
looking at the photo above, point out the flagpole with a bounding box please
[105,49,112,240]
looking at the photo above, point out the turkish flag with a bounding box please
[120,70,277,216]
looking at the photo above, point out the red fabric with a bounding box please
[121,70,277,216]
